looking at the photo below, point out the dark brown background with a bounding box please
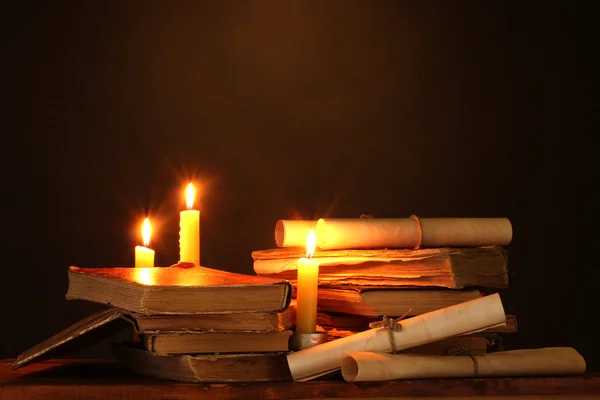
[2,1,591,368]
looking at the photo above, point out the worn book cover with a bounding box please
[142,330,293,355]
[10,308,130,369]
[133,301,295,333]
[252,246,508,289]
[10,304,296,370]
[66,263,292,314]
[112,342,292,382]
[316,287,483,316]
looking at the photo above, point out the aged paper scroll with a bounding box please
[341,347,586,381]
[316,217,512,249]
[286,293,506,380]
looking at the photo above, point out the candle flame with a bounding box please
[185,183,195,210]
[142,218,152,247]
[306,229,316,258]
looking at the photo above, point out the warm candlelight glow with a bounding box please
[180,182,200,266]
[296,229,320,334]
[135,217,155,268]
[185,183,195,210]
[141,217,152,247]
[306,229,316,258]
[135,268,155,285]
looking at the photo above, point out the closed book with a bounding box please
[317,312,518,333]
[252,246,508,289]
[132,302,295,333]
[142,331,293,355]
[112,342,292,382]
[317,287,483,317]
[11,305,296,370]
[66,263,292,314]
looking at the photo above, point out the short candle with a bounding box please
[179,183,200,266]
[135,217,154,268]
[295,229,319,334]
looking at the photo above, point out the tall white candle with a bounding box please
[295,230,319,334]
[135,217,154,268]
[179,183,200,266]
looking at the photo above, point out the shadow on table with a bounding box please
[6,360,152,383]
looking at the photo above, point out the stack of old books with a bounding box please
[10,216,588,383]
[10,215,587,384]
[10,263,297,382]
[252,217,518,357]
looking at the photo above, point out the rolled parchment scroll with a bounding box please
[275,220,317,247]
[286,293,506,381]
[341,347,586,382]
[316,217,512,250]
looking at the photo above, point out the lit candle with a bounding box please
[135,217,154,268]
[179,183,200,266]
[295,229,319,334]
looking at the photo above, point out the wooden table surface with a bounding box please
[1,359,599,400]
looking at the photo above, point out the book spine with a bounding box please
[142,335,157,355]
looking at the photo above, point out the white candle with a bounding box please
[295,229,319,334]
[179,183,200,266]
[135,217,154,268]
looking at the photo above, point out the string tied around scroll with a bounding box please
[409,214,423,249]
[469,355,479,377]
[368,308,412,354]
[446,348,479,378]
[447,347,472,356]
[359,214,423,249]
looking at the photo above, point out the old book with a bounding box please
[132,303,295,333]
[142,331,293,355]
[317,312,380,331]
[10,306,295,370]
[66,263,292,314]
[317,312,518,334]
[252,246,508,289]
[317,287,483,316]
[112,342,292,382]
[10,308,131,369]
